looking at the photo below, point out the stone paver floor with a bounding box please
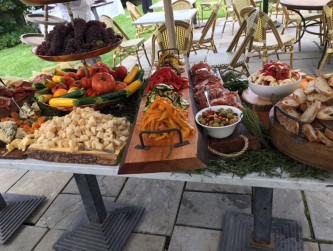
[1,13,333,251]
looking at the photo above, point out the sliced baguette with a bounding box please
[317,106,333,120]
[306,92,333,102]
[328,76,333,87]
[292,89,307,104]
[302,124,318,142]
[284,108,301,119]
[324,128,333,141]
[321,73,333,80]
[304,80,316,94]
[316,129,333,146]
[281,97,300,109]
[314,77,333,96]
[300,100,321,123]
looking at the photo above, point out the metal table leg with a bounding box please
[54,174,144,251]
[220,187,303,250]
[0,193,45,244]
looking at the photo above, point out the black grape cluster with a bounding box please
[36,18,122,56]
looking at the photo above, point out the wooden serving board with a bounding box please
[269,109,333,171]
[119,71,207,174]
[0,147,27,159]
[27,146,124,166]
[208,123,261,154]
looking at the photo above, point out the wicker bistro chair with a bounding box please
[126,1,157,38]
[245,8,295,69]
[317,1,333,75]
[222,0,237,34]
[172,0,200,27]
[232,0,256,26]
[200,0,219,22]
[151,20,193,63]
[281,6,322,51]
[100,15,151,68]
[191,2,220,54]
[206,7,259,76]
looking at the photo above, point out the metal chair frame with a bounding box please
[192,2,220,54]
[206,7,259,76]
[244,7,295,68]
[317,0,333,75]
[126,1,157,38]
[281,6,322,51]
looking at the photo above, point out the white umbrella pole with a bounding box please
[163,0,176,49]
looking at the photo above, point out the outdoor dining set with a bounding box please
[112,0,333,76]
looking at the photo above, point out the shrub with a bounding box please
[0,0,32,34]
[0,24,37,50]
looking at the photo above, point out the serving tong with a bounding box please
[204,86,211,110]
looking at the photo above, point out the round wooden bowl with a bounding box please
[269,106,333,171]
[33,39,122,62]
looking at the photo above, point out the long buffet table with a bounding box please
[1,157,333,250]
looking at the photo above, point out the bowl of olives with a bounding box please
[195,105,243,139]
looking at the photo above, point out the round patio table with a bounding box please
[280,0,330,68]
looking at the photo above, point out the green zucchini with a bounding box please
[73,96,105,106]
[98,90,129,100]
[58,88,85,98]
[32,83,45,90]
[34,88,51,99]
[61,68,78,73]
[134,69,144,82]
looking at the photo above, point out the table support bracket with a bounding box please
[54,174,145,251]
[220,187,304,250]
[0,193,45,244]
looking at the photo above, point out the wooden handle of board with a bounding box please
[208,135,249,158]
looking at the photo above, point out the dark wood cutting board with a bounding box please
[208,123,261,154]
[0,147,27,159]
[27,146,123,165]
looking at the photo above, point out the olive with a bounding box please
[213,122,220,127]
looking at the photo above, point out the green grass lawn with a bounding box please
[0,0,226,78]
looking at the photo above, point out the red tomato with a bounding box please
[90,66,108,77]
[114,81,127,91]
[86,88,98,97]
[81,77,92,89]
[115,65,128,80]
[91,72,116,94]
[63,72,79,80]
